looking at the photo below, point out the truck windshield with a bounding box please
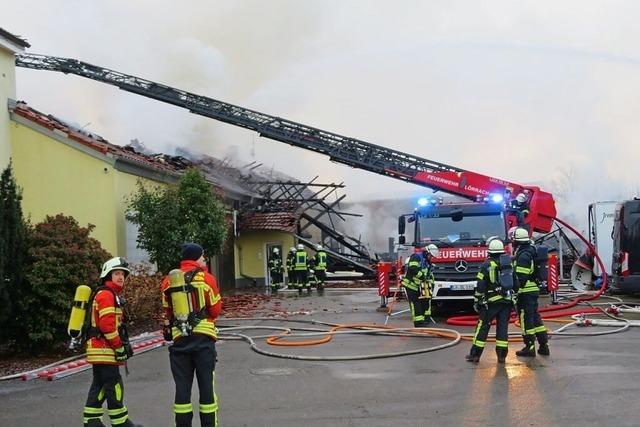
[418,212,506,244]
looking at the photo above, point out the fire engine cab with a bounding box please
[398,196,508,308]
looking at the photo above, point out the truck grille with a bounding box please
[433,262,482,282]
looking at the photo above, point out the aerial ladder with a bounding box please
[15,53,556,234]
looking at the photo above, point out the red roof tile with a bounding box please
[238,211,299,233]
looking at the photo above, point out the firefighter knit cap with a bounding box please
[181,243,204,261]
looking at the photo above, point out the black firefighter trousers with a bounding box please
[471,302,511,358]
[169,334,218,427]
[516,292,548,349]
[404,287,431,326]
[84,364,135,426]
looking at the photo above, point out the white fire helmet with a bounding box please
[513,227,530,243]
[297,244,304,250]
[425,244,439,258]
[516,193,527,203]
[273,247,279,254]
[100,257,130,279]
[488,239,505,254]
[290,246,296,253]
[316,244,323,251]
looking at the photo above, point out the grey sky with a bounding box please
[4,1,640,232]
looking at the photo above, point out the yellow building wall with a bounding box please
[10,121,119,254]
[235,231,294,280]
[0,47,17,169]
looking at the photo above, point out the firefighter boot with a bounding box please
[536,331,550,356]
[496,347,508,364]
[516,336,536,357]
[465,345,483,363]
[413,320,425,328]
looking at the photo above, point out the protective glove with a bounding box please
[114,346,128,362]
[163,327,173,342]
[539,281,548,293]
[124,343,134,358]
[473,301,487,313]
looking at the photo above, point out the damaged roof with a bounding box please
[7,101,273,201]
[238,211,299,233]
[0,27,31,49]
[11,101,179,175]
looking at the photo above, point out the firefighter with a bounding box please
[508,193,530,226]
[286,246,297,290]
[401,243,438,327]
[465,239,513,364]
[313,244,328,291]
[161,243,222,427]
[83,257,142,427]
[268,247,284,292]
[512,228,550,357]
[294,243,310,292]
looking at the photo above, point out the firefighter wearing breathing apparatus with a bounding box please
[286,246,297,289]
[268,247,284,292]
[294,243,310,292]
[512,227,550,357]
[82,257,142,427]
[466,239,513,364]
[161,243,222,427]
[313,244,328,291]
[401,243,438,327]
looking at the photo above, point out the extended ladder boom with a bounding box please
[15,53,556,232]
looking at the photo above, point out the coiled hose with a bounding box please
[217,318,461,361]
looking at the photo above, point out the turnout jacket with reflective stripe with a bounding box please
[268,256,283,273]
[475,258,512,304]
[294,250,309,270]
[513,244,538,294]
[314,251,328,270]
[161,260,223,341]
[402,253,434,291]
[286,252,295,271]
[86,281,124,365]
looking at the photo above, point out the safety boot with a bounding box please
[516,337,536,357]
[413,320,425,328]
[496,347,508,364]
[465,345,483,363]
[537,343,550,356]
[536,331,550,356]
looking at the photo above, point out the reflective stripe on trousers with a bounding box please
[170,335,219,427]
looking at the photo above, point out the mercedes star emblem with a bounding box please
[454,260,468,272]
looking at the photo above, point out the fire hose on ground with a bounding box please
[216,318,461,361]
[0,331,166,381]
[3,217,636,379]
[446,216,612,331]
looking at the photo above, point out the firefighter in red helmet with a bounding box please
[83,257,142,427]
